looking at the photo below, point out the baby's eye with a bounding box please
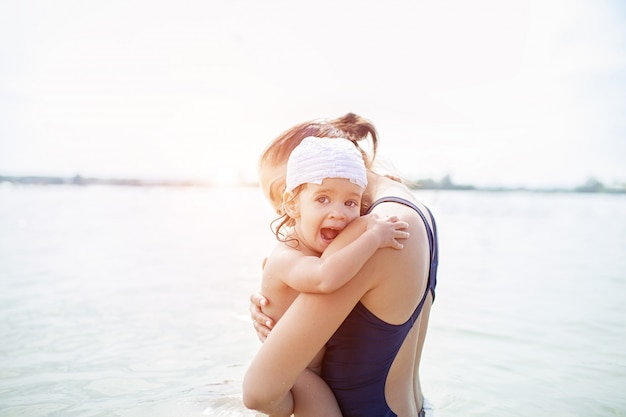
[346,200,358,207]
[317,196,330,204]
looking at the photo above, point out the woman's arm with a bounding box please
[243,281,370,414]
[243,216,376,415]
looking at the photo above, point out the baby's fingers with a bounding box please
[393,220,410,230]
[391,239,405,250]
[394,229,410,240]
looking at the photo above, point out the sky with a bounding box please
[1,0,625,188]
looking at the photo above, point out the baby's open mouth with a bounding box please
[320,228,340,242]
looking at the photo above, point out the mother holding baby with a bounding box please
[243,113,439,417]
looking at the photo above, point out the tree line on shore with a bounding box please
[1,174,624,194]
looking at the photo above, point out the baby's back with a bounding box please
[261,243,302,322]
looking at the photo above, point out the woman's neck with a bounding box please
[362,172,380,207]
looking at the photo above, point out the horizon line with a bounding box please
[1,174,624,194]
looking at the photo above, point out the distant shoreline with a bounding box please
[1,175,624,195]
[0,175,212,188]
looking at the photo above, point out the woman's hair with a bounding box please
[261,112,380,243]
[259,112,379,171]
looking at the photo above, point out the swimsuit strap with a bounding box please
[366,196,438,302]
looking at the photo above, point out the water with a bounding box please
[0,185,625,416]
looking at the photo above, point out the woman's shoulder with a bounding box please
[368,186,434,232]
[368,197,429,249]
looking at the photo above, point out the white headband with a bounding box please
[285,136,368,193]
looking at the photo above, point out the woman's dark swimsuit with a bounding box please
[322,197,438,417]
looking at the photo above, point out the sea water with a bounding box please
[0,185,625,416]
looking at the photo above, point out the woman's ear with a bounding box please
[282,191,300,219]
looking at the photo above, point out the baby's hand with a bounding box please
[366,213,409,249]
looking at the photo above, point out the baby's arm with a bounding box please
[281,214,409,293]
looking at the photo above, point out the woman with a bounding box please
[243,113,439,417]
